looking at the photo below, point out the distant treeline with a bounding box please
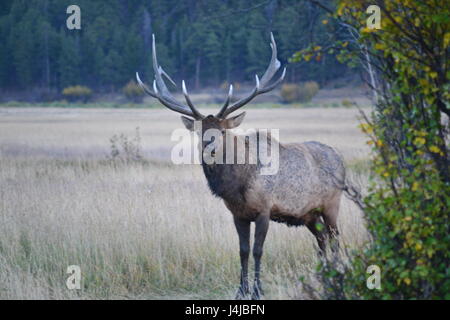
[0,0,350,93]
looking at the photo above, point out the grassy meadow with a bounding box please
[0,106,371,299]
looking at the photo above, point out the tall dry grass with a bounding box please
[0,107,370,299]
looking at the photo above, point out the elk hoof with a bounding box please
[251,282,264,300]
[235,286,250,300]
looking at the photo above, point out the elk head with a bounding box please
[136,33,286,154]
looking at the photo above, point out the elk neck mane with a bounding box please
[201,130,272,203]
[201,162,257,204]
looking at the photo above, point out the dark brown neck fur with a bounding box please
[201,162,257,205]
[201,131,264,204]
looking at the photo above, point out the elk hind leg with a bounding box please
[322,194,341,253]
[305,212,327,255]
[252,214,270,300]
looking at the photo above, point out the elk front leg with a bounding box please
[252,214,270,300]
[234,217,250,299]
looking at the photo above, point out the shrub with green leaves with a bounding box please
[122,80,144,103]
[348,121,449,299]
[303,81,319,101]
[341,99,354,108]
[62,85,93,103]
[295,0,449,299]
[280,81,319,103]
[280,84,300,103]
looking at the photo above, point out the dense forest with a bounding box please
[0,0,350,96]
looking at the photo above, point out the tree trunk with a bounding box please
[195,57,201,90]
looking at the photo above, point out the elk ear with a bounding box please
[224,112,246,129]
[181,116,195,131]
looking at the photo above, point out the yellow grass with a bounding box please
[0,107,370,299]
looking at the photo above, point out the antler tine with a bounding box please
[135,71,195,117]
[152,34,175,99]
[182,80,204,119]
[259,32,281,86]
[216,84,234,118]
[259,67,286,93]
[136,72,199,118]
[136,72,158,98]
[136,34,204,119]
[219,78,259,117]
[218,32,285,118]
[151,34,204,119]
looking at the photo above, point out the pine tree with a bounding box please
[0,0,350,94]
[58,31,81,88]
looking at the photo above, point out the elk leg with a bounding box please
[234,217,250,299]
[306,215,327,255]
[323,200,340,254]
[251,214,270,300]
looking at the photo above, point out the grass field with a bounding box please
[0,106,370,299]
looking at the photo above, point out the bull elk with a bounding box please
[136,33,345,299]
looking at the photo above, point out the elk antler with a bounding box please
[136,34,205,120]
[216,32,286,119]
[137,33,285,120]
